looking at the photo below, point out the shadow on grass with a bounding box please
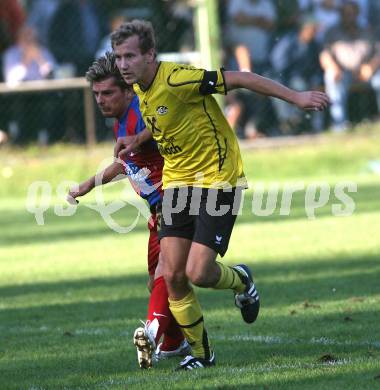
[1,182,380,248]
[1,349,137,390]
[1,253,379,388]
[1,253,379,304]
[0,273,148,299]
[1,254,379,337]
[0,206,150,247]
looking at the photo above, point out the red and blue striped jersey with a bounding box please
[114,95,163,206]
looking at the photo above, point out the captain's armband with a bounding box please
[199,71,219,95]
[199,69,227,95]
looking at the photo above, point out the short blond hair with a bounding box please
[111,19,156,54]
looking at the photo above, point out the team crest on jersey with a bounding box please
[156,106,168,115]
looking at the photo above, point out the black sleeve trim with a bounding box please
[167,67,203,87]
[219,67,227,95]
[199,71,219,95]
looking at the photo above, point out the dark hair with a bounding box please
[341,0,359,14]
[85,52,128,89]
[111,19,156,54]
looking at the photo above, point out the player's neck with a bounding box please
[116,108,128,121]
[116,98,133,121]
[139,61,160,92]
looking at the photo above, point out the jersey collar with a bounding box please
[138,61,162,92]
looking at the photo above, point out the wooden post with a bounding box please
[83,87,96,146]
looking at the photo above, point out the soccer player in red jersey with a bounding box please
[67,52,190,368]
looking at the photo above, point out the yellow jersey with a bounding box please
[133,62,247,189]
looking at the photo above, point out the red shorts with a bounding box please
[147,212,160,276]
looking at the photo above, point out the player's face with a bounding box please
[114,35,154,85]
[92,77,132,119]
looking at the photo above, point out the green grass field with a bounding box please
[1,128,380,389]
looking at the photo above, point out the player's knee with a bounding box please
[163,269,187,289]
[186,268,209,287]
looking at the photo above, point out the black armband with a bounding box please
[199,71,218,95]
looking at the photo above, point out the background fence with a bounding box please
[1,0,380,145]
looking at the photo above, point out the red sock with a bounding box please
[147,276,184,348]
[160,321,184,351]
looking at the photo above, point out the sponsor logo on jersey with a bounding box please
[146,116,162,134]
[158,136,182,155]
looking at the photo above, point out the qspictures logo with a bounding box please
[25,160,358,234]
[25,157,154,234]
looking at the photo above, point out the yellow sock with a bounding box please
[214,261,246,293]
[168,289,211,359]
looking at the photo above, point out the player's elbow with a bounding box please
[224,71,240,91]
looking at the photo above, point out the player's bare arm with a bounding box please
[224,71,330,111]
[67,160,125,203]
[114,128,153,159]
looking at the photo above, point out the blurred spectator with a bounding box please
[27,0,60,46]
[320,1,380,132]
[0,0,25,140]
[351,0,369,29]
[299,0,370,40]
[3,25,56,85]
[46,0,105,143]
[0,0,25,81]
[299,0,342,43]
[159,0,194,52]
[2,24,60,143]
[273,0,300,36]
[226,0,278,138]
[96,11,128,59]
[368,0,380,39]
[300,0,370,32]
[47,0,103,76]
[0,0,25,50]
[228,0,276,73]
[270,17,324,133]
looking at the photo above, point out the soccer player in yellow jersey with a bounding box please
[111,20,330,370]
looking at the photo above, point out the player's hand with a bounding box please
[114,135,141,160]
[67,182,92,204]
[293,91,330,112]
[66,194,79,205]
